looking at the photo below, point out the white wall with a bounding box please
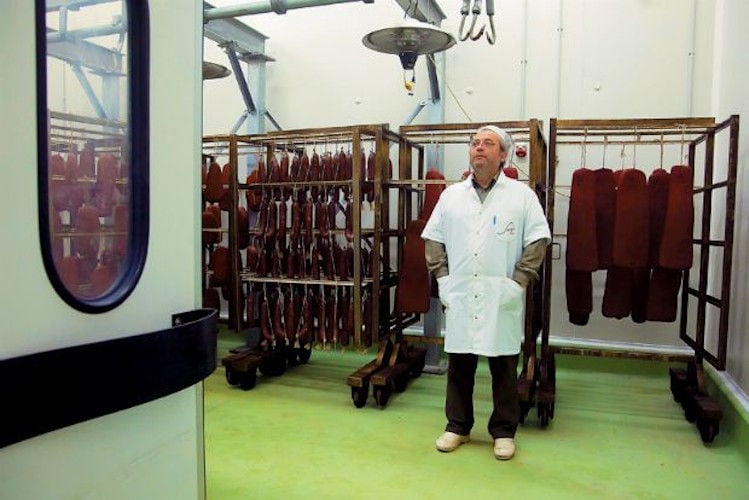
[710,0,749,393]
[0,1,206,498]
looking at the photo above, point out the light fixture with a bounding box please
[362,17,455,94]
[202,61,231,80]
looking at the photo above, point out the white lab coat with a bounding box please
[421,173,551,356]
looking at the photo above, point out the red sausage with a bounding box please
[316,199,328,237]
[265,201,277,239]
[260,293,273,345]
[326,289,337,344]
[290,153,301,181]
[317,291,326,345]
[327,198,337,231]
[285,288,297,346]
[344,201,353,242]
[300,151,310,181]
[290,199,301,240]
[273,292,286,344]
[278,200,287,242]
[304,200,314,248]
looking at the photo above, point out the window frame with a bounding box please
[36,0,150,313]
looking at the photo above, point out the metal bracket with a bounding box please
[224,44,257,115]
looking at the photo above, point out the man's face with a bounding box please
[469,130,506,175]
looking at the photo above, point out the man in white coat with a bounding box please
[421,125,551,460]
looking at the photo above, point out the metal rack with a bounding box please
[546,115,740,442]
[201,125,426,393]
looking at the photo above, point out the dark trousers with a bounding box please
[444,353,519,439]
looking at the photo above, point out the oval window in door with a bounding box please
[37,0,149,313]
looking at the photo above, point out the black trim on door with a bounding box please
[0,309,217,449]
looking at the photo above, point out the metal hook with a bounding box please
[459,0,496,44]
[458,0,479,41]
[485,15,496,44]
[485,0,496,44]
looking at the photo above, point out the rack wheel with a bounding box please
[297,346,312,364]
[238,369,257,391]
[286,347,299,367]
[259,351,287,377]
[410,358,426,378]
[697,418,719,444]
[351,384,369,408]
[393,373,409,393]
[374,384,392,408]
[225,368,240,386]
[538,402,552,428]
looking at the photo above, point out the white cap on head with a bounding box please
[476,125,515,169]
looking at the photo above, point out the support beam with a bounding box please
[204,2,269,55]
[70,64,108,119]
[225,45,257,114]
[426,55,440,102]
[393,0,447,24]
[46,22,126,43]
[204,0,370,22]
[45,0,117,11]
[46,30,123,74]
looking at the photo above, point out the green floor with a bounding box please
[204,330,749,499]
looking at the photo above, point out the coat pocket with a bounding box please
[436,275,452,309]
[497,277,524,310]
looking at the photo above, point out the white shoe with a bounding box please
[435,431,470,452]
[493,438,516,460]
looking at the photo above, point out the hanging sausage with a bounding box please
[566,269,592,326]
[204,160,224,203]
[647,168,671,267]
[420,168,446,221]
[594,168,616,270]
[566,168,598,272]
[395,219,430,314]
[612,168,649,268]
[646,268,682,322]
[659,165,693,270]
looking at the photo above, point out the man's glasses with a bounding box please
[470,139,504,151]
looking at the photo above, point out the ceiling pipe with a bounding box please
[204,0,371,22]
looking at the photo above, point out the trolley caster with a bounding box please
[374,384,392,408]
[238,369,257,390]
[410,358,426,378]
[225,368,240,386]
[393,373,409,393]
[351,383,369,408]
[538,402,552,428]
[697,417,719,443]
[297,346,312,364]
[286,347,299,367]
[259,350,287,377]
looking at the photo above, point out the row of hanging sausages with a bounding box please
[50,150,127,218]
[566,165,694,325]
[208,237,378,286]
[203,148,392,210]
[249,285,375,349]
